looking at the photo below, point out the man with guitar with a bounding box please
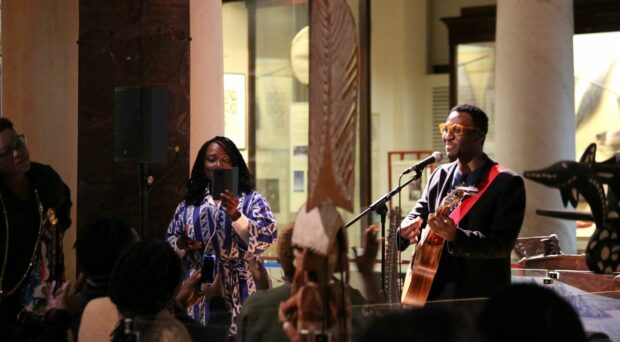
[398,104,525,302]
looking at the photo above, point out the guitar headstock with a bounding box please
[440,186,478,213]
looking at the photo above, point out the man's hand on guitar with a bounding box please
[400,216,423,244]
[428,213,456,241]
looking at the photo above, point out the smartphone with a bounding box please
[201,253,217,284]
[210,167,239,200]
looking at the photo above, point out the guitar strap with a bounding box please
[448,164,504,225]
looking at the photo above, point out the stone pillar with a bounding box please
[495,0,576,252]
[3,0,79,281]
[190,0,224,170]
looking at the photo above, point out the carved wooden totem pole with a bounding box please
[278,0,359,341]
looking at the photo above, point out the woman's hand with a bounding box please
[177,272,224,308]
[201,273,224,301]
[176,224,203,251]
[176,270,203,307]
[45,280,71,311]
[220,190,241,221]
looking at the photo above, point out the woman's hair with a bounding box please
[277,222,296,281]
[0,117,15,132]
[108,240,182,317]
[185,136,254,205]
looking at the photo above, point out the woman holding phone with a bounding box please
[166,136,277,336]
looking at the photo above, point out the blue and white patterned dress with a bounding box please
[166,189,277,335]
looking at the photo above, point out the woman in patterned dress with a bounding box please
[166,136,277,336]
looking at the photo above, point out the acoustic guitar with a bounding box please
[400,186,477,306]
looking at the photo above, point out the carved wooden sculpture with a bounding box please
[279,0,360,340]
[306,0,359,213]
[524,143,620,273]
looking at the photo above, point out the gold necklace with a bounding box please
[0,189,45,299]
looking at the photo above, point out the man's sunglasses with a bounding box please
[438,123,478,136]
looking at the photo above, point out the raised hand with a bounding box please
[176,270,203,307]
[220,189,241,221]
[200,273,224,301]
[45,280,71,311]
[177,271,224,308]
[352,226,379,276]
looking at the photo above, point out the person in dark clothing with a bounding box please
[108,240,192,341]
[0,117,72,341]
[109,240,229,342]
[72,215,139,332]
[477,283,587,342]
[398,104,526,300]
[361,304,480,342]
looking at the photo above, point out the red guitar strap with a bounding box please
[448,164,504,225]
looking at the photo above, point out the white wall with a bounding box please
[371,0,433,202]
[2,0,79,281]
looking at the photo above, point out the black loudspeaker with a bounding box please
[114,85,168,163]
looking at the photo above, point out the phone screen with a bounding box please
[210,167,239,200]
[201,253,217,283]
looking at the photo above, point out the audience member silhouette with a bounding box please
[360,304,480,342]
[78,241,230,341]
[73,216,138,321]
[108,240,193,342]
[477,283,587,342]
[237,222,296,342]
[74,215,138,340]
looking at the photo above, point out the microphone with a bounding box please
[401,151,443,175]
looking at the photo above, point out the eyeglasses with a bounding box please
[438,123,478,136]
[0,134,27,159]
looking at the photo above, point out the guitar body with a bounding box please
[400,230,445,306]
[400,186,478,306]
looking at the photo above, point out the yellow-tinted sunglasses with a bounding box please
[438,123,478,136]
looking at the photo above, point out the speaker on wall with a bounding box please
[114,85,168,163]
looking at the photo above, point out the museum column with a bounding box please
[494,0,576,252]
[190,0,224,168]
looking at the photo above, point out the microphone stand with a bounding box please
[344,170,423,297]
[136,148,180,238]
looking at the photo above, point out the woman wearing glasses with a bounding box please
[398,104,526,302]
[0,118,72,339]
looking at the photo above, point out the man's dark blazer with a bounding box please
[398,155,526,299]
